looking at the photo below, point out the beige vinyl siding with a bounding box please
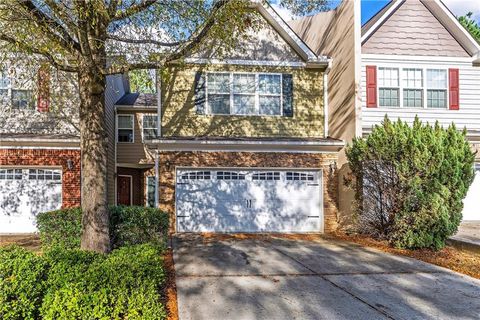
[105,74,127,205]
[289,0,359,162]
[361,57,480,137]
[116,111,154,165]
[161,65,325,138]
[362,0,469,57]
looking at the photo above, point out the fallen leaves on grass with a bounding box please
[330,232,480,280]
[0,234,41,253]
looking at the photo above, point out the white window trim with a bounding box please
[142,114,158,142]
[376,66,449,109]
[116,114,134,143]
[0,70,35,110]
[205,71,284,117]
[378,67,400,108]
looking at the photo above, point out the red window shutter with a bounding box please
[366,66,377,108]
[37,65,50,112]
[449,68,459,110]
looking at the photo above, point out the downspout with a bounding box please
[114,107,117,205]
[154,150,159,208]
[323,59,333,138]
[155,69,161,208]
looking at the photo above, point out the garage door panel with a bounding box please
[463,166,480,221]
[176,169,322,233]
[0,168,62,233]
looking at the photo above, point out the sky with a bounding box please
[271,0,480,25]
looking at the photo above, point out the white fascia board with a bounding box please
[473,52,480,64]
[361,0,405,44]
[183,58,308,68]
[0,137,80,143]
[145,138,344,153]
[421,0,480,57]
[252,1,329,64]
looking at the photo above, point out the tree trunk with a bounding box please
[78,64,110,253]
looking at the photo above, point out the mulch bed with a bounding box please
[163,248,179,320]
[328,232,480,280]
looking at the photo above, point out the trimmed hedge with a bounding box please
[0,244,167,320]
[37,206,169,250]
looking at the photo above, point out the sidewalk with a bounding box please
[448,221,480,253]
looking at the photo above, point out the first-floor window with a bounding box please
[117,115,134,142]
[206,72,283,116]
[142,114,158,141]
[146,176,156,208]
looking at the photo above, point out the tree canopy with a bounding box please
[458,12,480,44]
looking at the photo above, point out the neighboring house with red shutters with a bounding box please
[290,0,480,222]
[360,0,480,221]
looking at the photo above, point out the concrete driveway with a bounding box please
[173,235,480,320]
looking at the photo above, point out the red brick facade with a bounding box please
[144,151,340,233]
[0,149,81,208]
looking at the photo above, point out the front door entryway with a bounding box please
[117,175,132,206]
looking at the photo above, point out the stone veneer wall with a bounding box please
[145,151,339,233]
[0,149,81,208]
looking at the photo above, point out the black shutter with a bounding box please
[282,74,293,117]
[194,71,206,114]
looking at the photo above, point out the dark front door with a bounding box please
[117,175,131,206]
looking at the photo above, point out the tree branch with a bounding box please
[0,34,78,73]
[113,0,159,21]
[106,34,182,47]
[165,0,228,63]
[20,0,81,52]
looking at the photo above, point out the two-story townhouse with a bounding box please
[1,2,344,235]
[291,0,480,223]
[0,60,128,233]
[112,2,343,233]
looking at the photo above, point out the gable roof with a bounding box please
[361,0,480,58]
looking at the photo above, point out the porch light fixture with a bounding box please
[66,159,74,170]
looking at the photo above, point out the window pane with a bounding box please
[427,69,447,89]
[209,94,230,114]
[143,128,157,140]
[143,115,157,128]
[403,89,423,107]
[233,95,255,115]
[379,88,399,107]
[427,89,447,108]
[208,73,230,93]
[259,96,281,115]
[259,74,281,94]
[12,90,33,109]
[118,129,133,142]
[233,74,255,94]
[378,67,399,87]
[0,72,9,88]
[118,115,133,129]
[402,68,423,88]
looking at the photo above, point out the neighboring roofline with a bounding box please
[0,137,80,143]
[361,0,398,34]
[361,0,480,57]
[252,1,329,64]
[115,105,157,110]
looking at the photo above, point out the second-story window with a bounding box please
[378,67,399,107]
[426,69,447,108]
[117,115,134,143]
[402,68,423,108]
[142,114,158,141]
[206,72,283,116]
[0,70,34,110]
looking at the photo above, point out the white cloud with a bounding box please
[442,0,480,20]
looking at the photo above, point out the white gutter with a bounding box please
[474,52,480,64]
[0,137,80,143]
[149,139,344,147]
[323,59,332,138]
[156,70,162,137]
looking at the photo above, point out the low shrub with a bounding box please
[0,246,48,320]
[346,117,476,249]
[0,244,167,320]
[37,206,169,250]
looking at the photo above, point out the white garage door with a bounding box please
[463,163,480,221]
[176,168,323,233]
[0,168,62,233]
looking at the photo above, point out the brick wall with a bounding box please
[147,151,339,233]
[0,149,81,207]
